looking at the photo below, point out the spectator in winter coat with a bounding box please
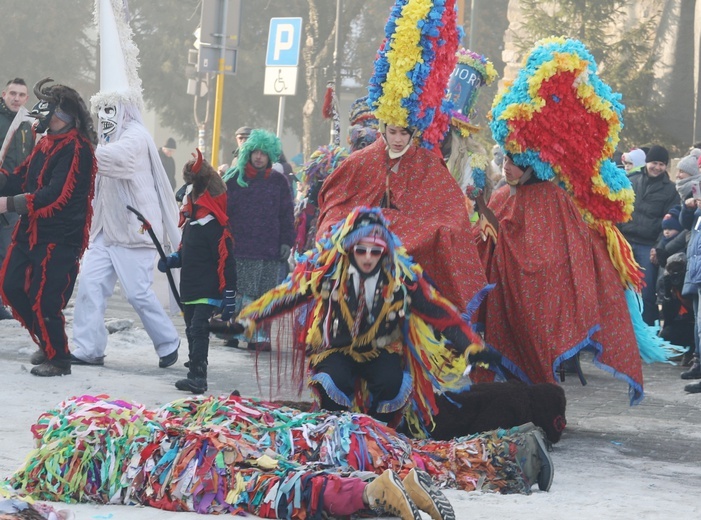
[221,129,294,351]
[619,145,680,325]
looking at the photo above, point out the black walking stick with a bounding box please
[126,205,183,312]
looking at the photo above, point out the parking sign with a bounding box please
[266,18,302,67]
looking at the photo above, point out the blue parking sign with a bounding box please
[266,18,302,67]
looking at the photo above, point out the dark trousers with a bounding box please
[313,349,403,421]
[183,303,216,368]
[0,241,79,361]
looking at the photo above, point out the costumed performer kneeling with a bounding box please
[227,207,499,439]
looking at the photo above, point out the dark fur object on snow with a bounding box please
[429,381,567,443]
[236,380,567,444]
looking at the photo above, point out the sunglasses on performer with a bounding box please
[353,245,386,257]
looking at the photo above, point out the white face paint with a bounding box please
[98,103,119,141]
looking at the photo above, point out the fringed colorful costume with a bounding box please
[478,37,678,404]
[293,145,348,254]
[7,394,553,516]
[237,208,497,438]
[168,150,236,393]
[0,79,97,376]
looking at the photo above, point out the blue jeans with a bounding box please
[630,241,659,325]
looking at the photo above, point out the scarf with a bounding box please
[244,162,271,181]
[676,173,701,200]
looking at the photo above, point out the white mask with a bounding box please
[98,103,120,142]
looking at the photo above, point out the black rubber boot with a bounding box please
[681,355,701,380]
[175,363,207,394]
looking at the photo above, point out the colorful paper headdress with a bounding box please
[490,37,642,289]
[298,145,349,188]
[90,0,143,111]
[446,48,498,135]
[367,0,463,150]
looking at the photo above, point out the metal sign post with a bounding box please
[264,17,302,138]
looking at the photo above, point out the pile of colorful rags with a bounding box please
[6,394,535,516]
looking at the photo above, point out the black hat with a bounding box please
[235,126,252,137]
[165,137,176,149]
[645,145,669,165]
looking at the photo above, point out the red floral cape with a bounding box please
[477,182,643,400]
[317,138,486,310]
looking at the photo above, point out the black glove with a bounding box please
[280,244,291,261]
[157,252,181,272]
[220,289,237,321]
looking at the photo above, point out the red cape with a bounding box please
[477,182,643,400]
[317,138,486,310]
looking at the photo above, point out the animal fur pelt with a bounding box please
[428,381,567,444]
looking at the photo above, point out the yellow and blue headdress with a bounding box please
[368,0,463,150]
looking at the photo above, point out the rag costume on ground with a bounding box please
[71,0,181,366]
[6,394,553,517]
[318,0,486,312]
[479,37,677,404]
[236,208,496,437]
[0,79,97,376]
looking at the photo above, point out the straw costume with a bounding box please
[317,0,487,312]
[477,37,678,404]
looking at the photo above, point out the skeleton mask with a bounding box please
[28,99,56,134]
[98,103,119,142]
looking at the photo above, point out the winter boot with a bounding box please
[364,469,421,520]
[30,359,71,377]
[175,363,208,394]
[30,349,47,366]
[684,381,701,393]
[513,423,554,492]
[681,355,701,380]
[402,468,455,520]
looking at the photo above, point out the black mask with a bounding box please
[29,99,56,134]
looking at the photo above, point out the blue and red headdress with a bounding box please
[490,37,642,290]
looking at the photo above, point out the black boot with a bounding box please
[175,363,207,394]
[681,355,701,380]
[30,359,71,377]
[684,381,701,393]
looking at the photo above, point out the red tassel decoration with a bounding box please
[322,82,334,119]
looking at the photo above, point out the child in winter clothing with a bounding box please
[159,150,236,393]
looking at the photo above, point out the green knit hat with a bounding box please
[223,129,282,186]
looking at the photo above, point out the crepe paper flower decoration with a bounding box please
[298,145,349,188]
[489,36,642,290]
[368,0,463,150]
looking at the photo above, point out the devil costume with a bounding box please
[0,79,97,376]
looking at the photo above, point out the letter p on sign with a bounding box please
[266,18,302,67]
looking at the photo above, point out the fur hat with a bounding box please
[32,78,97,145]
[645,145,669,165]
[677,154,699,177]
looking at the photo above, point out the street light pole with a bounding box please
[469,0,476,50]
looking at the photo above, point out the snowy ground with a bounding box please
[1,281,700,519]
